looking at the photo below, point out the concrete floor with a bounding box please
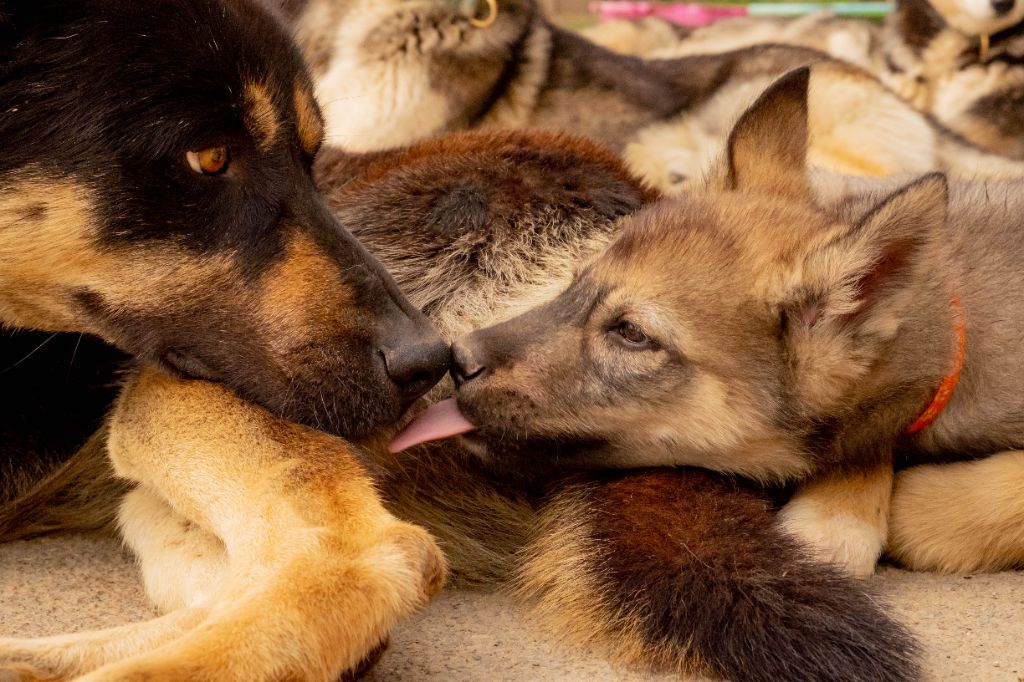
[1,535,1023,681]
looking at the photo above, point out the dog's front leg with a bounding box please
[0,488,230,681]
[74,366,444,682]
[0,610,205,682]
[778,462,894,577]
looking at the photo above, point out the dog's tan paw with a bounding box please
[0,640,71,682]
[388,522,447,601]
[778,498,885,577]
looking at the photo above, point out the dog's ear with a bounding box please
[779,173,949,410]
[723,67,811,200]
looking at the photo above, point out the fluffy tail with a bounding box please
[889,450,1024,573]
[516,469,921,682]
[0,425,129,543]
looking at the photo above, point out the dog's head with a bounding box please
[450,68,952,481]
[0,0,448,437]
[925,0,1024,36]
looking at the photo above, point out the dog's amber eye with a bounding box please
[186,146,230,175]
[613,320,652,349]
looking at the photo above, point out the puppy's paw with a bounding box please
[778,497,884,577]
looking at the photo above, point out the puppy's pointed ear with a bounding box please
[724,66,811,199]
[781,173,949,409]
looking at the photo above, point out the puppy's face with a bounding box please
[450,197,815,482]
[450,68,951,482]
[0,0,448,437]
[930,0,1024,35]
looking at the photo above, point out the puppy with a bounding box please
[882,0,1024,157]
[280,0,1023,193]
[436,67,1024,584]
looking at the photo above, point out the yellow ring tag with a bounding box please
[469,0,498,28]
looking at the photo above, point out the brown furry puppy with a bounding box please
[2,129,920,681]
[439,68,1024,586]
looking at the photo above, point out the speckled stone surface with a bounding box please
[1,536,1022,681]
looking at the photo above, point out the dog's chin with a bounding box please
[458,429,612,482]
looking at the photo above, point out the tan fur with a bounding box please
[254,230,355,354]
[0,179,251,339]
[293,85,325,156]
[0,367,445,681]
[888,450,1024,573]
[0,179,101,330]
[923,0,1024,35]
[513,487,672,671]
[243,82,280,149]
[879,0,1024,159]
[578,16,688,58]
[780,465,894,577]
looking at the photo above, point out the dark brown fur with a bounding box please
[519,470,919,681]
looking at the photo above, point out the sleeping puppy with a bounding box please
[882,0,1024,157]
[279,0,1024,194]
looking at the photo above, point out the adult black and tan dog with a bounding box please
[0,0,449,679]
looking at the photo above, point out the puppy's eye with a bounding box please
[186,146,230,175]
[611,320,654,349]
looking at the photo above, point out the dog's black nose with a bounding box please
[384,338,450,401]
[450,340,486,387]
[992,0,1015,16]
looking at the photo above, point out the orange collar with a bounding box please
[906,295,966,434]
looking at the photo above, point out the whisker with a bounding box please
[0,332,59,375]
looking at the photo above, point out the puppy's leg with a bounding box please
[778,463,893,577]
[516,470,920,682]
[889,450,1024,573]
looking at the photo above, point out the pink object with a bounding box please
[589,1,748,27]
[388,398,477,453]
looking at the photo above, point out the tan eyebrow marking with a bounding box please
[293,84,325,156]
[243,81,280,149]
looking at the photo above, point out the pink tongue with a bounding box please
[388,398,477,453]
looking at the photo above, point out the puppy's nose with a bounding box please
[992,0,1014,15]
[450,340,486,387]
[384,338,450,402]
